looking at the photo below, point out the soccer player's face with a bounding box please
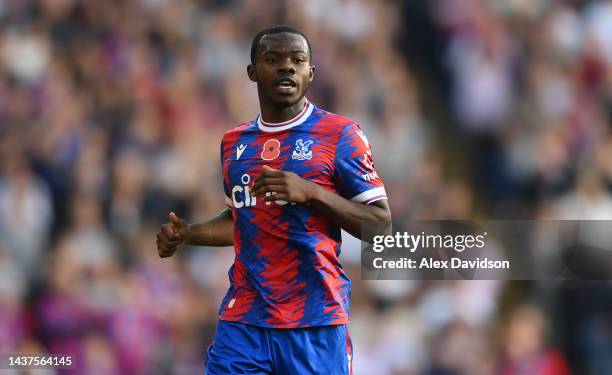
[249,33,314,107]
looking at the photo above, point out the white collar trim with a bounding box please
[257,101,314,132]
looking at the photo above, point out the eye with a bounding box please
[294,58,305,64]
[266,57,277,63]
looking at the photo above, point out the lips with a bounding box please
[274,76,297,88]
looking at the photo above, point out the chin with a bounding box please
[273,94,302,108]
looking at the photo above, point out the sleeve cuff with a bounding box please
[350,187,387,204]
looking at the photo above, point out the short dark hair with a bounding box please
[250,25,312,64]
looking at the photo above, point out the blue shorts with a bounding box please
[205,320,353,375]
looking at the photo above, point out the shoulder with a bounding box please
[220,120,255,159]
[311,106,360,137]
[221,120,257,150]
[222,121,254,142]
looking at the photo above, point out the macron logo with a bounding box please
[236,144,247,160]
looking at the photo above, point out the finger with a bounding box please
[159,249,175,258]
[264,193,289,202]
[159,242,178,255]
[255,177,285,186]
[254,170,281,183]
[252,178,285,192]
[252,181,273,195]
[262,165,284,177]
[157,233,182,247]
[163,238,183,247]
[161,224,179,238]
[157,235,176,247]
[157,240,168,253]
[158,229,181,241]
[254,185,287,195]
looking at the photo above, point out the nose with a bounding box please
[278,57,296,74]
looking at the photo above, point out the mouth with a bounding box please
[274,77,298,93]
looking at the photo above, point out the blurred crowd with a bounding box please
[0,0,611,374]
[399,0,612,221]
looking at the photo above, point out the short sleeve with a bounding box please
[220,140,234,210]
[334,123,387,204]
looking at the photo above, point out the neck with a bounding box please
[259,97,307,124]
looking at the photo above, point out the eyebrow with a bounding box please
[262,50,308,55]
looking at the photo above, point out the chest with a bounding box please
[223,130,336,187]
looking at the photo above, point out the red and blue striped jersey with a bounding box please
[219,100,387,328]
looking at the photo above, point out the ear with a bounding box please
[247,64,257,82]
[308,64,316,83]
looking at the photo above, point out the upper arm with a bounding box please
[363,199,392,237]
[367,198,391,223]
[370,199,390,213]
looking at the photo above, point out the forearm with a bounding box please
[187,208,234,246]
[308,184,391,240]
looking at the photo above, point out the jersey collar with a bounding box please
[256,100,314,132]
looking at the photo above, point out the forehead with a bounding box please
[258,32,309,55]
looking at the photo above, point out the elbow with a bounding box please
[358,207,392,242]
[371,206,392,236]
[379,210,392,235]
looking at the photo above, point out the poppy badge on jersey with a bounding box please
[261,139,281,160]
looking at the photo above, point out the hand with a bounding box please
[252,165,318,204]
[156,212,191,258]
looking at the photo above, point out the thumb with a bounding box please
[169,212,180,224]
[169,212,188,236]
[169,212,185,231]
[262,165,278,172]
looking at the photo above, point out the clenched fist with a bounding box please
[251,165,318,204]
[156,212,191,258]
